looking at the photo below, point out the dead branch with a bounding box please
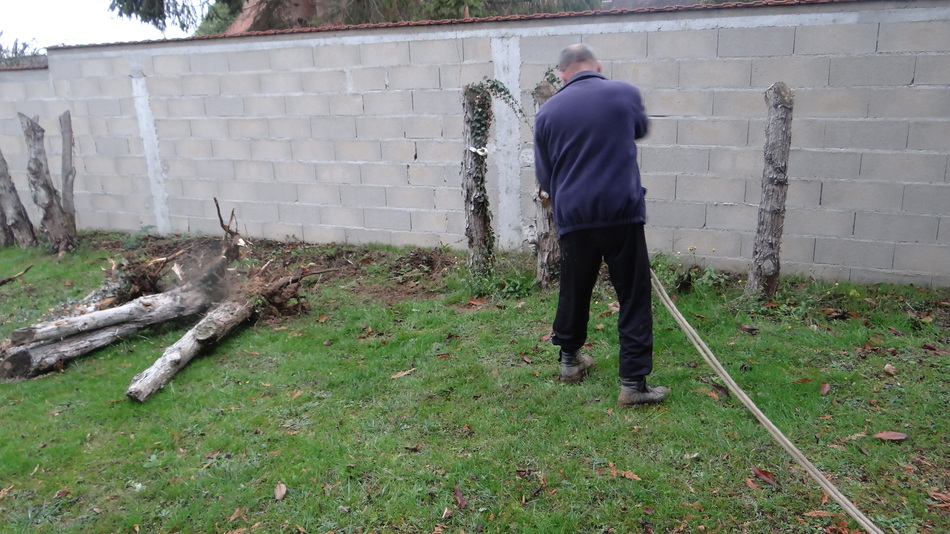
[0,265,32,288]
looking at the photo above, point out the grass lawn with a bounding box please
[0,234,947,533]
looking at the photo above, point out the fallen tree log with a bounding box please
[126,299,254,402]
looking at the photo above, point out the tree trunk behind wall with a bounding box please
[18,113,76,253]
[531,80,560,289]
[745,83,794,298]
[461,84,495,276]
[0,146,38,248]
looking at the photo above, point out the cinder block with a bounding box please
[824,119,908,150]
[785,208,854,237]
[360,163,409,186]
[677,118,749,147]
[903,184,950,216]
[869,86,950,119]
[334,140,381,162]
[195,160,235,181]
[228,118,269,138]
[261,222,304,242]
[713,90,773,119]
[639,117,675,145]
[412,90,462,115]
[67,78,103,97]
[365,208,411,231]
[313,45,361,69]
[87,99,122,118]
[879,21,950,53]
[585,33,647,60]
[181,75,221,96]
[646,199,706,228]
[301,70,347,93]
[204,96,245,117]
[415,140,463,163]
[434,187,463,212]
[169,197,207,217]
[820,180,903,211]
[227,51,271,72]
[94,137,131,157]
[855,212,939,243]
[99,77,133,97]
[646,89,714,117]
[680,59,752,88]
[260,72,303,94]
[795,87,870,118]
[940,217,950,245]
[315,163,360,184]
[345,228,393,245]
[706,203,757,232]
[893,243,950,272]
[908,121,950,151]
[787,118,826,150]
[387,186,435,209]
[274,161,316,183]
[915,55,950,85]
[340,184,386,208]
[269,47,314,71]
[815,237,894,269]
[785,179,823,209]
[445,210,466,234]
[779,235,816,264]
[850,267,934,286]
[388,65,442,90]
[830,55,916,87]
[520,34,583,65]
[350,67,387,92]
[719,27,795,58]
[189,52,231,74]
[794,23,879,55]
[647,29,717,59]
[297,182,342,204]
[153,54,190,75]
[230,201,279,222]
[115,156,147,176]
[253,181,298,203]
[392,231,442,248]
[268,118,312,140]
[108,210,153,233]
[645,226,673,254]
[408,165,445,187]
[234,160,275,182]
[244,95,286,116]
[219,73,262,95]
[640,146,709,174]
[708,148,761,179]
[291,139,334,162]
[751,57,830,88]
[788,149,861,180]
[175,139,213,158]
[302,224,347,244]
[675,175,747,204]
[286,94,330,116]
[462,38,492,62]
[98,174,142,194]
[380,140,416,162]
[277,203,316,225]
[860,152,947,184]
[250,139,293,161]
[363,91,413,116]
[410,39,463,65]
[642,173,676,201]
[611,61,678,90]
[327,94,364,115]
[361,41,410,67]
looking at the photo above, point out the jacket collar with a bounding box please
[559,70,606,92]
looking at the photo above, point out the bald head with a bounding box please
[558,43,601,82]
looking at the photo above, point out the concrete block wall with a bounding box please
[0,0,948,286]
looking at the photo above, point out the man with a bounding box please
[533,43,669,405]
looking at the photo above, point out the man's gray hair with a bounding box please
[558,43,597,72]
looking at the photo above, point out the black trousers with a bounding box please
[552,223,653,378]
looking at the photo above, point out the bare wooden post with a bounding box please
[531,80,560,288]
[462,83,495,276]
[746,82,794,298]
[18,113,76,253]
[58,111,77,236]
[0,146,38,248]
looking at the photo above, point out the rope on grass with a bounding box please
[650,269,885,534]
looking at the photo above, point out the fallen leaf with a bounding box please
[874,431,908,441]
[803,510,833,517]
[711,384,730,398]
[274,481,287,501]
[887,326,908,336]
[540,333,551,342]
[751,467,780,488]
[883,364,897,375]
[739,323,759,335]
[820,383,831,396]
[228,507,244,522]
[794,377,812,384]
[454,484,467,508]
[745,477,759,490]
[520,354,533,364]
[696,388,719,402]
[391,368,416,379]
[317,315,328,323]
[608,301,620,313]
[468,298,487,307]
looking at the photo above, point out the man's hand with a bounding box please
[539,189,551,209]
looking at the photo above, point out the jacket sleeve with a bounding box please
[632,88,650,140]
[533,120,553,193]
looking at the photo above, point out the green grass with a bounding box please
[0,236,947,533]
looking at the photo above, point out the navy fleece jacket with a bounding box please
[534,71,650,238]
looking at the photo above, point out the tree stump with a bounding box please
[0,146,38,248]
[531,80,560,288]
[462,84,495,276]
[745,82,794,298]
[18,113,76,253]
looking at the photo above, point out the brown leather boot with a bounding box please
[618,376,669,405]
[559,349,594,383]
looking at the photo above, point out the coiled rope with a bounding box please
[650,269,885,534]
